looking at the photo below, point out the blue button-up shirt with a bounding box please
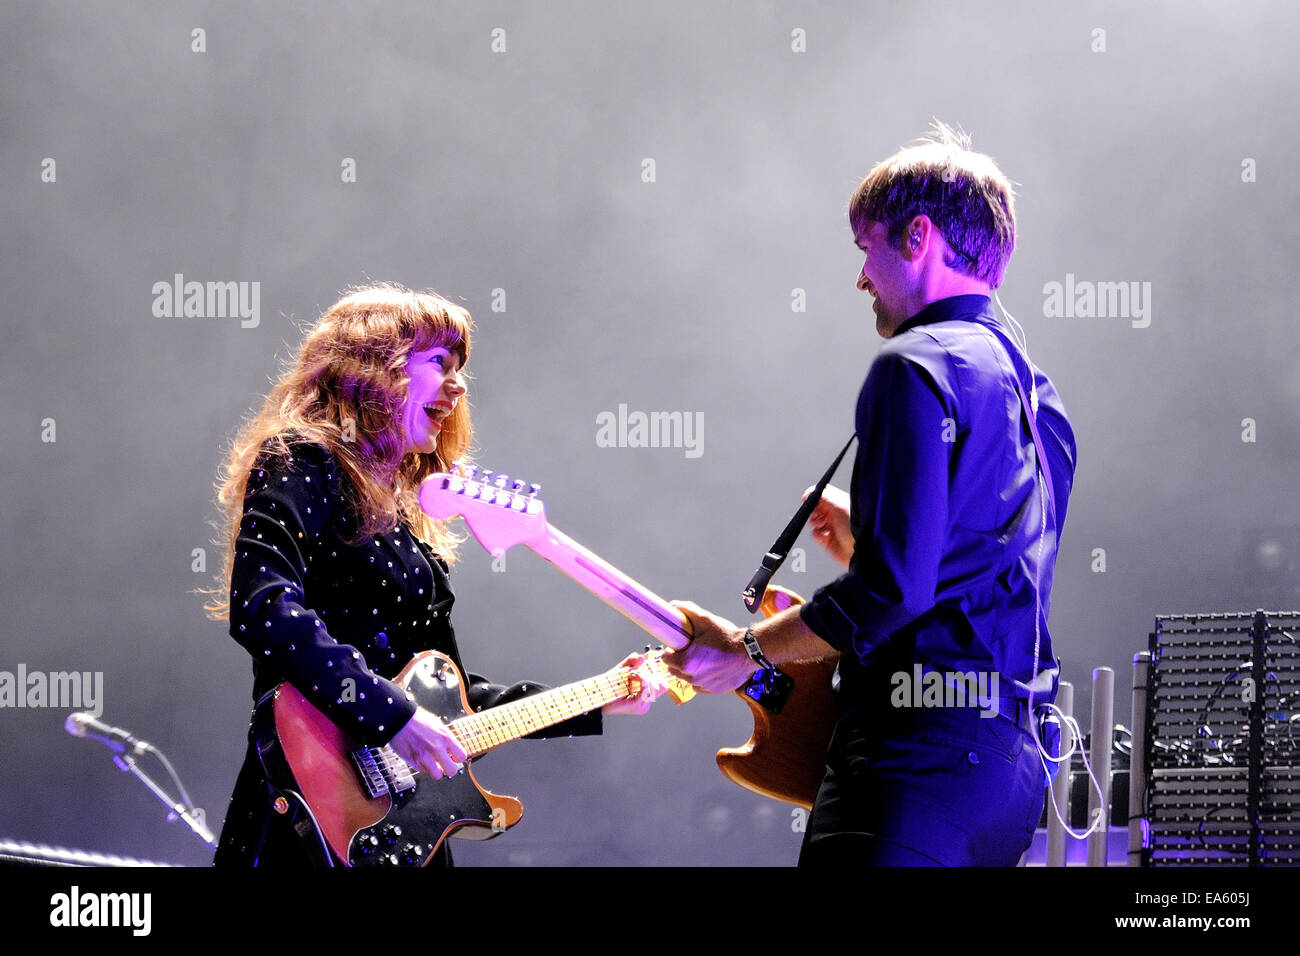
[799,294,1077,704]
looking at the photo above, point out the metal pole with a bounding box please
[1046,680,1073,866]
[112,753,216,846]
[1087,666,1114,867]
[1129,652,1150,867]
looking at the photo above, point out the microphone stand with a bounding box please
[111,748,216,847]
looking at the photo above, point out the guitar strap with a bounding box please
[732,433,855,714]
[742,432,858,614]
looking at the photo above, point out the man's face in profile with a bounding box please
[853,219,910,338]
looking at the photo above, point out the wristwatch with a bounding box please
[741,626,776,670]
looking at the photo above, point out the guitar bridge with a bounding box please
[350,747,388,798]
[377,745,418,795]
[349,745,418,799]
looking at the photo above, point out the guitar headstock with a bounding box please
[418,464,549,558]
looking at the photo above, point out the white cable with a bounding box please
[994,289,1029,352]
[997,289,1108,845]
[1035,706,1109,840]
[995,290,1037,414]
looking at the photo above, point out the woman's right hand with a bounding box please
[805,483,854,568]
[387,707,468,779]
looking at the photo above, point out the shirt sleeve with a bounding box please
[228,442,418,745]
[799,349,953,662]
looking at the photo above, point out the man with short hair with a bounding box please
[667,124,1077,866]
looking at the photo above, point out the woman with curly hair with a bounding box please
[207,283,660,866]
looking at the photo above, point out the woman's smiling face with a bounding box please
[399,344,465,455]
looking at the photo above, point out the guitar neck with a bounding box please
[417,471,693,650]
[451,668,632,758]
[524,524,694,651]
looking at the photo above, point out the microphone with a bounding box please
[65,712,149,755]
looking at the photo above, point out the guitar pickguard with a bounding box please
[260,651,525,868]
[345,657,499,867]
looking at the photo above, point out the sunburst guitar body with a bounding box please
[254,649,681,866]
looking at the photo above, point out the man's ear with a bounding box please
[904,215,933,260]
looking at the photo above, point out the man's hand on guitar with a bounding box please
[388,707,469,780]
[663,601,753,694]
[602,651,670,716]
[805,483,853,568]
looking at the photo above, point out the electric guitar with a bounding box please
[253,649,686,867]
[418,465,839,809]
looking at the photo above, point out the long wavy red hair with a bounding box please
[204,283,473,621]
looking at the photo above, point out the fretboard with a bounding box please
[450,669,632,757]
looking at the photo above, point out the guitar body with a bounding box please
[715,586,839,810]
[253,650,522,867]
[717,659,839,810]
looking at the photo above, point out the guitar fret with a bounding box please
[454,673,631,757]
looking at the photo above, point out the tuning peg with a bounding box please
[477,471,493,498]
[494,474,508,489]
[463,464,479,481]
[505,479,526,511]
[528,483,541,499]
[446,461,467,491]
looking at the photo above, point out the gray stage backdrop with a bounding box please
[1,1,1296,866]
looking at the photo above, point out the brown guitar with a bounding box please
[418,465,838,810]
[715,584,838,810]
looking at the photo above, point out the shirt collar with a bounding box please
[893,294,994,337]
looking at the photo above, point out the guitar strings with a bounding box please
[447,671,637,755]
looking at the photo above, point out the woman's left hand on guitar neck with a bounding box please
[601,651,671,716]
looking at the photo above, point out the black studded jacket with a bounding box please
[213,438,600,865]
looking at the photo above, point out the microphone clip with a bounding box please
[742,552,783,614]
